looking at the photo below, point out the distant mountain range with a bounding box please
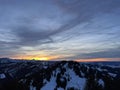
[0,58,120,90]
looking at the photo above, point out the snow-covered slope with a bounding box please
[41,62,86,90]
[0,59,120,90]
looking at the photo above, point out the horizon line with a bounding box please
[0,57,120,62]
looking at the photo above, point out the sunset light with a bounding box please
[75,58,120,62]
[0,0,120,61]
[0,0,120,90]
[11,56,50,61]
[33,57,49,60]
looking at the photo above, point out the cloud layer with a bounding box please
[0,0,120,60]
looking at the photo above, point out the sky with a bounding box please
[0,0,120,61]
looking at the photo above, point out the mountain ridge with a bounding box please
[0,59,120,90]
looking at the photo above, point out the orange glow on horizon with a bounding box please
[75,58,120,62]
[33,57,48,60]
[13,57,50,60]
[11,55,61,61]
[10,55,120,62]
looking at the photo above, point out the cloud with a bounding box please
[13,28,53,46]
[0,0,120,59]
[81,48,120,59]
[54,0,120,30]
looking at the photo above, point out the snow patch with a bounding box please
[41,76,56,90]
[98,79,104,87]
[108,73,117,77]
[30,80,36,90]
[66,69,86,90]
[0,73,6,79]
